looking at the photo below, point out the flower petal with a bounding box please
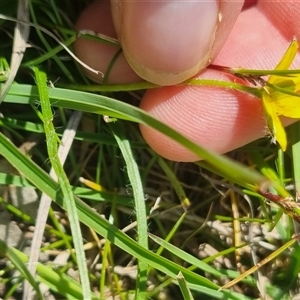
[269,39,299,85]
[262,93,287,151]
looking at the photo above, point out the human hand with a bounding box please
[74,0,300,161]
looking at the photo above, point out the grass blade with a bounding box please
[177,272,194,300]
[0,240,43,299]
[109,121,149,299]
[5,84,271,191]
[33,67,91,299]
[0,240,98,299]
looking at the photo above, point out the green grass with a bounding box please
[1,1,300,299]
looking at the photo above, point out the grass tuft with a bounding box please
[1,1,300,300]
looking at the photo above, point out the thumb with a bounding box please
[111,0,244,85]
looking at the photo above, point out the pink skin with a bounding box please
[110,0,243,85]
[75,0,300,162]
[74,0,142,84]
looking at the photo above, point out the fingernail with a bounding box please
[111,0,219,85]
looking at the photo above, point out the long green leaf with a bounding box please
[5,84,270,191]
[33,67,91,299]
[149,233,224,277]
[109,121,149,299]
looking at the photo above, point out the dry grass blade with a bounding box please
[23,110,82,300]
[220,233,300,291]
[0,0,30,102]
[0,14,102,79]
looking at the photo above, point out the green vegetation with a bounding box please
[1,1,300,299]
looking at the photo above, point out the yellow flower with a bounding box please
[262,39,300,151]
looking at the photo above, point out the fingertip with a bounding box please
[74,0,141,84]
[111,0,243,85]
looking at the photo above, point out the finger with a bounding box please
[140,4,300,161]
[213,2,300,69]
[74,0,141,84]
[258,1,300,44]
[140,69,265,162]
[111,0,244,85]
